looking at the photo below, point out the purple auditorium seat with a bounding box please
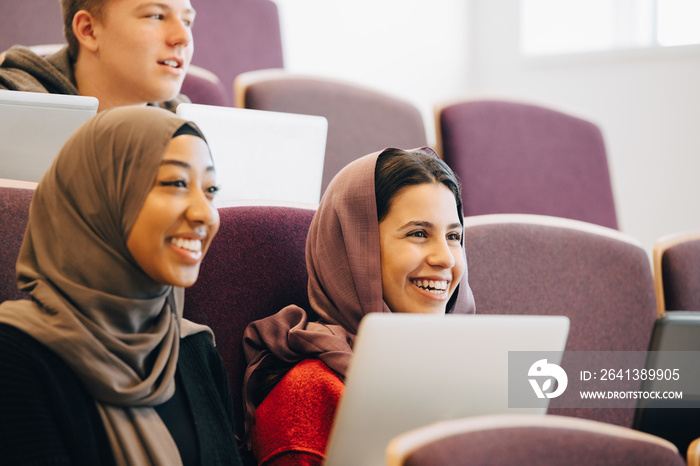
[180,66,229,107]
[387,415,684,466]
[190,0,284,106]
[653,231,700,313]
[235,70,428,193]
[183,205,314,463]
[0,3,64,51]
[437,99,618,229]
[0,186,33,303]
[463,214,657,428]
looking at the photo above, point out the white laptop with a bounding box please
[324,313,570,466]
[0,90,98,182]
[176,103,327,208]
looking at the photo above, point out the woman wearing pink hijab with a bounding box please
[243,147,476,465]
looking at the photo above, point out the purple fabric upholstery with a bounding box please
[239,72,428,193]
[0,3,64,51]
[439,100,618,229]
[0,187,33,304]
[190,0,283,106]
[464,217,657,427]
[403,426,684,466]
[662,238,700,310]
[183,205,314,455]
[181,72,229,107]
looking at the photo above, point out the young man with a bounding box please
[0,0,195,112]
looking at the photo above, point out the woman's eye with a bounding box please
[447,232,462,242]
[205,185,220,198]
[160,180,187,188]
[408,230,427,238]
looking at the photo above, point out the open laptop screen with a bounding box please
[0,90,98,182]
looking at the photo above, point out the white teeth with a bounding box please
[162,60,179,68]
[171,237,202,253]
[412,279,448,293]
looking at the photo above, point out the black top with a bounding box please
[0,324,242,465]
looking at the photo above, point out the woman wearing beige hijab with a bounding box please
[0,106,242,465]
[243,147,476,465]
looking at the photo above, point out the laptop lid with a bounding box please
[176,104,327,208]
[0,90,98,182]
[324,313,570,466]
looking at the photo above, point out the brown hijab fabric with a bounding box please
[0,106,213,465]
[242,147,476,431]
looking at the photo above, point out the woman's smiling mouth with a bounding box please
[411,279,448,295]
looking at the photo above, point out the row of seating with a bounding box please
[210,68,622,230]
[1,184,698,464]
[1,3,694,464]
[3,0,619,230]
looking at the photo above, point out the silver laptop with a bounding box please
[0,90,98,182]
[176,103,327,208]
[324,313,570,466]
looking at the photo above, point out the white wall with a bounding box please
[273,0,471,142]
[467,0,700,253]
[274,0,700,254]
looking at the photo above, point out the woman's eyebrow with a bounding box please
[161,159,190,169]
[160,159,215,172]
[396,221,433,230]
[397,221,463,230]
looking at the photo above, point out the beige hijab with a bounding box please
[0,106,213,465]
[242,148,476,434]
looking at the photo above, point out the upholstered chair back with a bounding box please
[437,99,618,229]
[654,232,700,313]
[463,214,657,428]
[0,186,33,303]
[183,205,314,448]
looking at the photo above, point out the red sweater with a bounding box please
[251,359,344,466]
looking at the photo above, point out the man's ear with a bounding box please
[73,10,100,53]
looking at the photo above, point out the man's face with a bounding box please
[91,0,195,104]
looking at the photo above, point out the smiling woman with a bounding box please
[241,147,475,465]
[127,131,219,288]
[0,106,241,466]
[375,148,466,315]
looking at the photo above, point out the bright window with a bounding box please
[520,0,700,56]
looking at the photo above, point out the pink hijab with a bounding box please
[242,147,476,428]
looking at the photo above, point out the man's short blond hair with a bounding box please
[61,0,108,59]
